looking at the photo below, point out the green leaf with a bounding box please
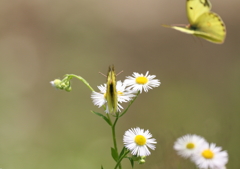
[127,157,134,168]
[91,111,111,126]
[101,165,104,169]
[119,147,127,157]
[111,147,118,162]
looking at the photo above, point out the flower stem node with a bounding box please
[130,155,146,164]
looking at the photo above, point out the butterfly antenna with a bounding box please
[194,36,204,47]
[190,35,198,44]
[173,24,188,27]
[116,70,123,76]
[162,24,187,28]
[99,72,107,77]
[198,38,204,48]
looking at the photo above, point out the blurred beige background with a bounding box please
[0,0,239,168]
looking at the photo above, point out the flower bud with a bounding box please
[138,156,146,164]
[50,79,62,89]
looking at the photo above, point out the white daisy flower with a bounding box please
[116,81,136,103]
[91,91,106,108]
[124,71,160,93]
[123,127,157,156]
[174,134,208,159]
[91,81,136,113]
[191,143,228,169]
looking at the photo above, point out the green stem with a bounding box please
[111,92,140,168]
[106,113,113,126]
[65,74,95,92]
[112,114,122,169]
[114,150,130,169]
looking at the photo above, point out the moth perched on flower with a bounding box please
[91,66,136,114]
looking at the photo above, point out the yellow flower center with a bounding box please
[186,143,195,149]
[118,91,123,96]
[202,149,214,159]
[104,93,107,98]
[136,77,148,84]
[135,135,147,146]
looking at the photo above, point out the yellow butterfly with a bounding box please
[106,65,118,114]
[163,0,226,44]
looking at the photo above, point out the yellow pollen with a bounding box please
[202,149,214,159]
[118,91,123,96]
[186,143,195,149]
[136,77,148,84]
[104,93,106,98]
[135,135,147,146]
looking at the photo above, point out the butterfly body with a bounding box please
[106,65,118,114]
[164,0,226,44]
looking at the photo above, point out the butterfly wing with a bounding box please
[163,24,195,34]
[163,0,226,44]
[187,0,211,24]
[193,12,226,43]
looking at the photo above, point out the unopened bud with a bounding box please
[138,156,146,164]
[50,79,62,89]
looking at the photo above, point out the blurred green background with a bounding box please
[0,0,239,168]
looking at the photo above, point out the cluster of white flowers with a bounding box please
[91,71,161,113]
[174,134,228,169]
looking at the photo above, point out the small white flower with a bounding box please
[124,71,160,93]
[123,127,157,156]
[116,81,136,103]
[174,134,208,159]
[191,143,228,169]
[91,81,136,113]
[91,91,106,108]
